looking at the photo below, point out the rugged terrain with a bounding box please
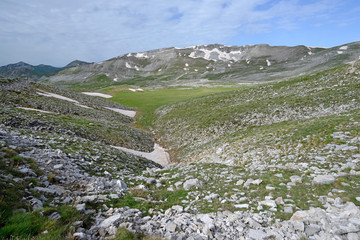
[47,42,360,88]
[1,42,360,240]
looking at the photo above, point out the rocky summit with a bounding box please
[1,42,360,240]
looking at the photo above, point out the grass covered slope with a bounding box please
[154,60,360,164]
[103,85,243,127]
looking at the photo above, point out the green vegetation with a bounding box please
[102,85,243,127]
[0,206,91,239]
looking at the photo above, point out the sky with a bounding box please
[0,0,360,67]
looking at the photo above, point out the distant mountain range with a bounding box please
[2,42,360,87]
[0,60,90,80]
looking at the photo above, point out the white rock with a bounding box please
[312,175,335,185]
[236,179,244,185]
[234,204,249,209]
[183,178,204,190]
[98,214,122,228]
[260,200,277,208]
[76,204,86,212]
[165,221,177,233]
[172,205,183,213]
[73,232,86,240]
[53,164,63,170]
[290,175,302,184]
[248,229,267,239]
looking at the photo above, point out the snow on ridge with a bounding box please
[135,52,149,58]
[339,46,348,50]
[188,47,243,62]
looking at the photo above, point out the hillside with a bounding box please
[1,44,360,239]
[47,42,360,89]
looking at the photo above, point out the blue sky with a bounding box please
[0,0,359,66]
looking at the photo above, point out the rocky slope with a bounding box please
[48,42,360,88]
[1,60,360,239]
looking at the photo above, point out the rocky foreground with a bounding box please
[1,125,360,240]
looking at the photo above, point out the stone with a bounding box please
[203,223,215,236]
[116,180,127,191]
[290,175,302,184]
[236,179,244,185]
[30,198,43,210]
[305,224,321,236]
[259,200,277,208]
[347,233,360,240]
[73,232,86,240]
[109,194,119,199]
[165,221,177,233]
[76,204,86,212]
[98,214,122,229]
[19,167,36,176]
[172,205,184,213]
[234,204,249,209]
[291,221,304,232]
[48,212,61,220]
[174,181,183,188]
[53,164,63,169]
[248,229,267,239]
[312,175,335,185]
[33,187,57,195]
[183,178,204,190]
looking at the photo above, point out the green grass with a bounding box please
[101,86,244,127]
[0,206,91,239]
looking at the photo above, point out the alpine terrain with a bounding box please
[1,42,360,240]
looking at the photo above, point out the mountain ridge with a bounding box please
[46,41,360,88]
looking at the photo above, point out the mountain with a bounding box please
[48,41,360,88]
[65,60,91,68]
[0,60,90,80]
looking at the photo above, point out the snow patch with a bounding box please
[185,63,189,67]
[112,144,170,167]
[337,51,344,54]
[128,88,144,92]
[17,107,54,114]
[194,69,198,72]
[158,69,162,72]
[105,107,136,118]
[125,62,132,68]
[37,91,79,104]
[135,52,148,58]
[188,47,243,61]
[266,59,271,66]
[259,66,264,70]
[339,46,348,50]
[113,77,118,82]
[37,91,93,109]
[81,92,113,98]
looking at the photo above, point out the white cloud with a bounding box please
[0,0,352,66]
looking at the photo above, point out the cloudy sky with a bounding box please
[0,0,359,66]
